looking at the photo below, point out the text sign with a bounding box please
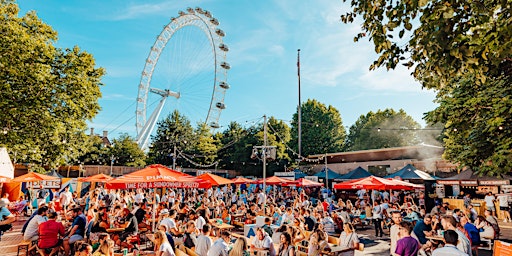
[274,172,295,180]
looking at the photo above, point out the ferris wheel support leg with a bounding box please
[136,97,168,150]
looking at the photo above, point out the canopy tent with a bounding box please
[105,164,212,189]
[437,169,512,186]
[384,164,435,180]
[197,173,234,186]
[388,178,425,189]
[333,176,416,190]
[313,168,343,179]
[284,178,323,187]
[78,173,113,183]
[47,170,64,179]
[0,147,14,182]
[12,172,60,182]
[255,176,297,185]
[231,177,255,184]
[293,169,307,179]
[338,166,372,180]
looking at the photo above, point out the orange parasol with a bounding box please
[78,173,113,183]
[12,172,60,182]
[333,176,416,190]
[231,177,255,185]
[197,173,234,186]
[287,178,324,187]
[105,164,211,189]
[255,176,298,186]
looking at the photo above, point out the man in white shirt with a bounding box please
[196,209,207,232]
[484,192,496,216]
[59,186,73,214]
[207,230,230,256]
[498,192,511,222]
[158,209,174,232]
[134,189,144,204]
[195,224,212,256]
[23,206,48,241]
[257,191,266,206]
[390,211,402,256]
[251,228,276,256]
[432,230,469,256]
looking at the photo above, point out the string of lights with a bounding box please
[267,123,323,163]
[176,148,219,168]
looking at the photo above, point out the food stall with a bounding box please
[437,169,512,219]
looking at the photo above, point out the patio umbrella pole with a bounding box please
[152,191,156,231]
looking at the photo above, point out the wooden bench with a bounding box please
[327,235,339,245]
[17,240,31,256]
[184,246,198,256]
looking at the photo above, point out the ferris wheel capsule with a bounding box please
[219,44,229,52]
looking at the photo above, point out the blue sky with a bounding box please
[19,0,436,139]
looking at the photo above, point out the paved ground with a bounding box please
[1,216,509,255]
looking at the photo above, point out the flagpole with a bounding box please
[297,49,302,158]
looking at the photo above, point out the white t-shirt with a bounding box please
[196,216,206,231]
[59,191,73,206]
[338,231,359,256]
[498,195,510,207]
[24,215,46,240]
[257,192,266,205]
[160,217,175,232]
[195,234,212,256]
[251,235,276,256]
[207,238,228,256]
[159,242,176,256]
[484,195,495,207]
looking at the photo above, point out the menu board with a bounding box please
[494,240,512,256]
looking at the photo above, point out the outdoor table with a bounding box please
[107,227,125,233]
[426,235,444,242]
[212,222,234,231]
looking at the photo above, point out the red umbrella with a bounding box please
[78,173,113,183]
[333,176,415,190]
[231,177,255,184]
[12,172,60,182]
[255,176,298,186]
[105,164,211,189]
[287,178,324,187]
[197,173,234,186]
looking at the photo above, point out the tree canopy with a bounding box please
[344,109,421,151]
[291,99,346,157]
[0,1,104,171]
[341,0,511,175]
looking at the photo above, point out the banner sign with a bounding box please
[479,180,510,185]
[122,181,202,189]
[437,180,460,185]
[461,180,478,185]
[274,172,295,180]
[27,180,62,189]
[493,240,512,256]
[305,176,318,182]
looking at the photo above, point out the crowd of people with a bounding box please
[0,183,507,256]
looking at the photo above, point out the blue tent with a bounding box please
[293,169,307,179]
[339,166,372,180]
[313,168,343,179]
[384,164,435,180]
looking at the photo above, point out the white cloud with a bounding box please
[107,1,202,21]
[358,66,435,94]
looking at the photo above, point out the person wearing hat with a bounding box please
[158,209,173,232]
[0,198,15,235]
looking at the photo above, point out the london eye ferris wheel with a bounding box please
[135,7,230,149]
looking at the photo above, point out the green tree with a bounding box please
[291,99,346,157]
[0,1,104,171]
[189,123,218,166]
[344,109,421,151]
[341,0,511,175]
[77,135,110,165]
[425,76,512,176]
[217,122,249,171]
[147,110,195,167]
[109,134,146,167]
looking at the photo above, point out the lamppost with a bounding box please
[109,155,116,176]
[250,115,276,193]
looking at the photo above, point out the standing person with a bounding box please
[208,231,230,256]
[0,198,15,234]
[390,211,403,256]
[195,224,212,256]
[337,223,360,256]
[37,184,49,207]
[394,221,420,256]
[276,231,295,256]
[38,211,66,256]
[59,186,73,215]
[63,207,87,256]
[432,230,469,256]
[484,192,496,216]
[498,192,511,222]
[372,200,384,237]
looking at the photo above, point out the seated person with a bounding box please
[38,211,66,256]
[116,208,138,248]
[0,198,15,234]
[412,215,434,251]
